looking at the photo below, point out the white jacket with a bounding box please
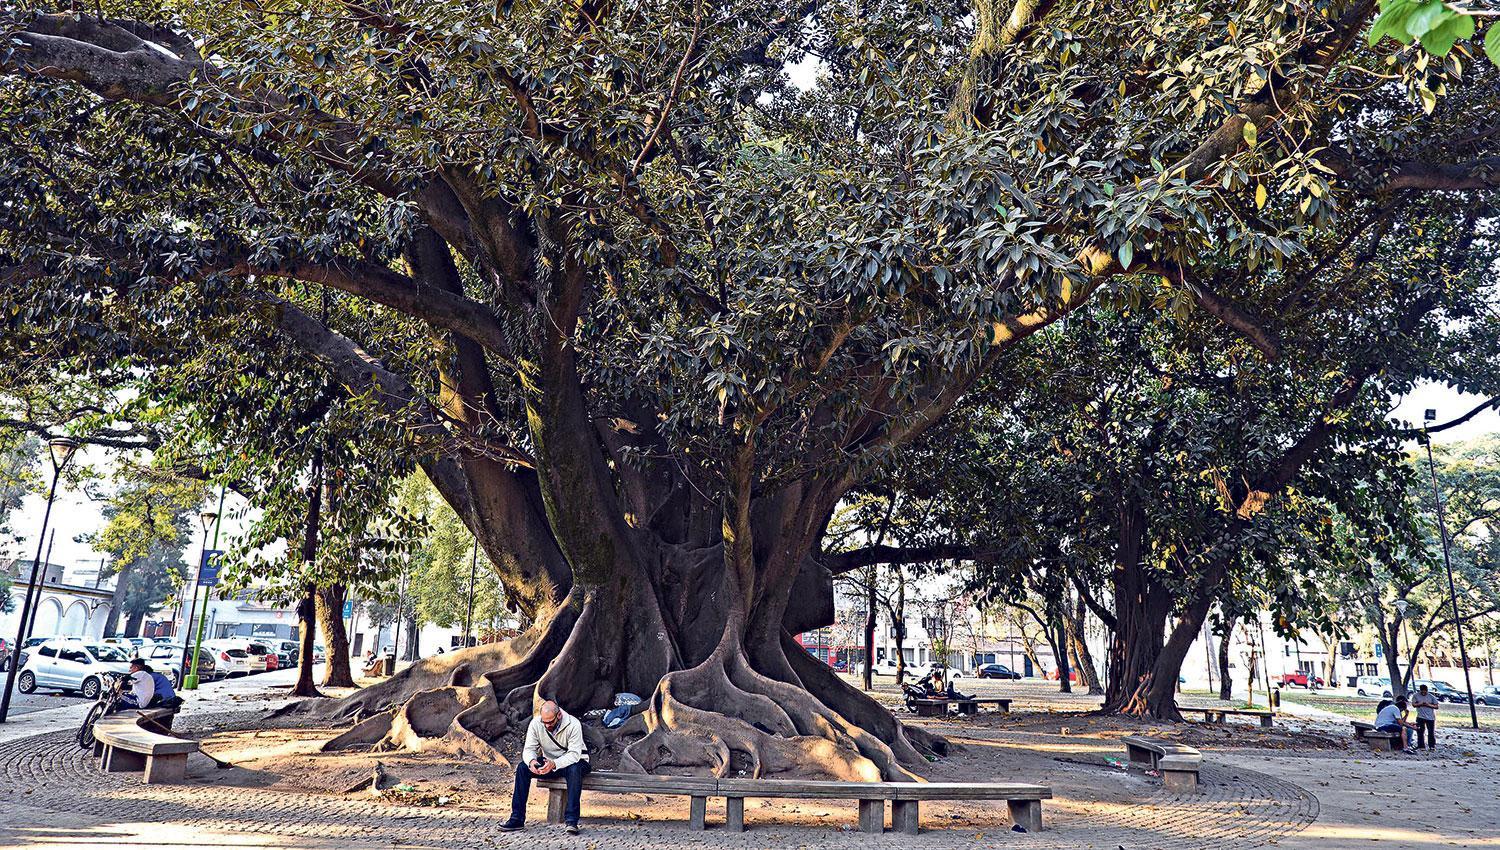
[521,709,588,770]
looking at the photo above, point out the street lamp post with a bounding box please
[1420,411,1480,729]
[462,537,478,650]
[1394,598,1409,693]
[1,437,79,723]
[179,509,218,689]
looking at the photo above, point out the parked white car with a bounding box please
[204,639,254,677]
[1355,676,1394,698]
[17,639,132,699]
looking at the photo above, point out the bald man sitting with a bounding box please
[498,700,591,834]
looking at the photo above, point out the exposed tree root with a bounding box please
[280,599,578,723]
[623,635,925,781]
[784,632,948,761]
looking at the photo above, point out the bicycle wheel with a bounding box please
[77,703,106,750]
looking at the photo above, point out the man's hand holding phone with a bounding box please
[532,758,556,775]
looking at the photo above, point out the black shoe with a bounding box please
[498,820,524,832]
[564,823,580,835]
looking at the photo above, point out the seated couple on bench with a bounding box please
[499,700,591,835]
[122,659,183,712]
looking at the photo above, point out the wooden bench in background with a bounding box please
[1180,706,1274,728]
[911,697,1011,716]
[93,708,197,784]
[1351,720,1403,752]
[1121,736,1202,792]
[536,770,1050,834]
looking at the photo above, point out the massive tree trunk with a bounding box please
[318,583,356,688]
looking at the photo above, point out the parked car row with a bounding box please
[14,634,321,697]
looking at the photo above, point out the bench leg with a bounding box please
[892,800,919,835]
[92,740,105,759]
[144,753,187,784]
[858,799,884,834]
[1162,769,1197,793]
[546,788,566,824]
[689,795,707,830]
[103,747,146,772]
[725,796,744,832]
[1368,736,1392,753]
[1260,714,1273,728]
[1007,800,1042,833]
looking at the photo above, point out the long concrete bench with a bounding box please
[1351,720,1403,752]
[93,708,197,784]
[1180,706,1274,728]
[536,770,1050,833]
[1121,736,1201,791]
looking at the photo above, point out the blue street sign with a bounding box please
[342,599,354,619]
[197,549,224,586]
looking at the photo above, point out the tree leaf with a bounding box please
[1486,23,1500,65]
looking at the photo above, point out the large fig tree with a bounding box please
[2,0,1496,773]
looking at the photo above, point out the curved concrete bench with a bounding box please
[537,770,1050,833]
[1121,736,1201,791]
[94,708,197,784]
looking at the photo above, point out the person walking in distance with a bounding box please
[1411,684,1440,750]
[498,700,590,834]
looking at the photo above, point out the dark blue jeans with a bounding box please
[510,760,590,825]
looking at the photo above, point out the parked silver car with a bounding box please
[17,639,133,699]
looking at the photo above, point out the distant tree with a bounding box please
[86,470,207,638]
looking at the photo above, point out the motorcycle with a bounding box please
[77,671,131,749]
[76,671,183,749]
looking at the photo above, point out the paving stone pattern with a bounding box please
[0,719,1317,849]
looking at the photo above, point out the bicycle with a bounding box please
[77,671,131,750]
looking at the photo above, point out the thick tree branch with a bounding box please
[825,542,1003,576]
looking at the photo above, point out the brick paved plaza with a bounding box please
[0,674,1492,850]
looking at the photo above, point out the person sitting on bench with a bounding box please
[499,700,590,835]
[120,659,180,711]
[921,671,970,701]
[1375,696,1415,748]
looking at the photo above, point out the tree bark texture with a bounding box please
[318,583,356,688]
[1217,620,1235,701]
[292,450,324,699]
[1064,599,1102,695]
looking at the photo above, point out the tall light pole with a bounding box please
[179,508,219,688]
[1394,598,1409,693]
[462,537,478,650]
[1421,410,1479,729]
[186,488,226,689]
[1,437,79,723]
[23,529,56,639]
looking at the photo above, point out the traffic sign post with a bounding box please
[183,549,223,690]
